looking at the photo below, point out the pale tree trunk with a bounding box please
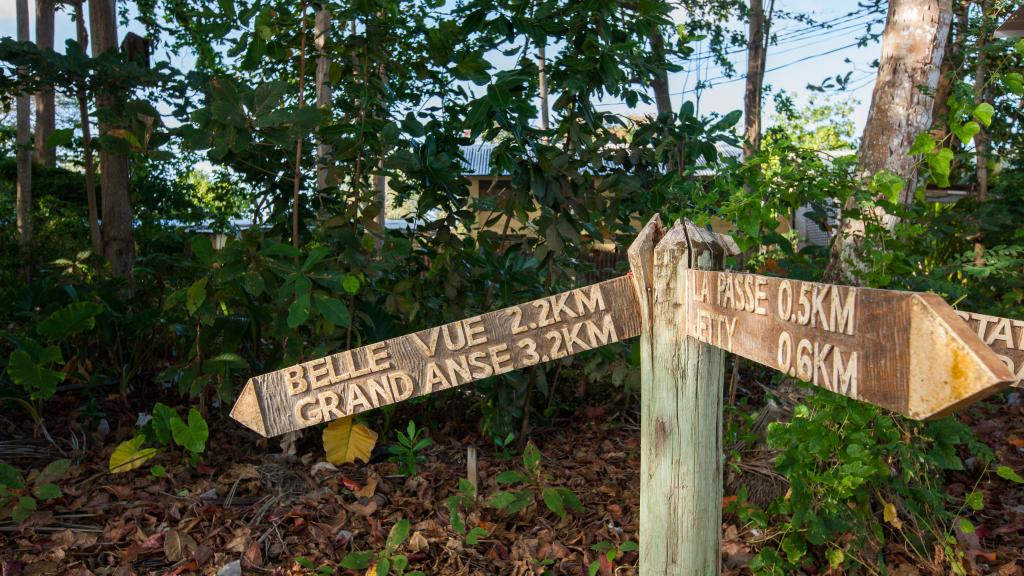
[90,0,134,277]
[34,0,56,166]
[16,0,33,248]
[538,43,550,132]
[75,0,103,255]
[743,0,774,158]
[315,8,332,191]
[826,0,953,285]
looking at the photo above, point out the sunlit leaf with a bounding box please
[323,416,378,465]
[109,435,158,473]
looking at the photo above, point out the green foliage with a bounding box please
[339,519,424,576]
[486,442,583,520]
[143,404,209,464]
[0,459,70,524]
[588,540,638,576]
[737,383,993,574]
[388,421,432,477]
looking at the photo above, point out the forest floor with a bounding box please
[0,377,1022,576]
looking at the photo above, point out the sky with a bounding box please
[0,0,884,139]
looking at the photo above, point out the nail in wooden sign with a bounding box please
[231,275,641,437]
[684,270,1015,419]
[957,311,1024,387]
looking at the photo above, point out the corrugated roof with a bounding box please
[459,141,743,176]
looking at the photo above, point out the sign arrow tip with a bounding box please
[230,379,267,437]
[908,294,1015,419]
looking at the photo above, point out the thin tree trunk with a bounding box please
[538,43,550,132]
[743,0,773,158]
[293,0,308,249]
[826,0,953,285]
[649,28,672,117]
[34,0,56,166]
[75,0,102,256]
[16,0,33,248]
[90,0,134,277]
[973,0,991,266]
[315,8,332,191]
[931,1,968,141]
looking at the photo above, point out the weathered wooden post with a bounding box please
[629,216,727,575]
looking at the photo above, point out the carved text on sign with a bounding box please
[231,276,641,437]
[685,270,1013,419]
[957,311,1024,387]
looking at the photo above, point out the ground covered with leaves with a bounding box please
[0,383,1022,576]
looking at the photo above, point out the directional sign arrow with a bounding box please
[231,265,1018,436]
[231,275,641,437]
[956,310,1024,387]
[684,270,1015,419]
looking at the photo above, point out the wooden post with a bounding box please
[628,216,726,576]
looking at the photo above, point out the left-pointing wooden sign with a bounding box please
[231,276,641,437]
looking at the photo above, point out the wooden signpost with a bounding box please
[230,214,1019,576]
[231,275,642,437]
[685,269,1014,418]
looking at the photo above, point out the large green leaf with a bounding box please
[7,349,63,400]
[186,278,209,315]
[171,408,209,454]
[313,294,350,327]
[287,292,311,328]
[37,302,103,340]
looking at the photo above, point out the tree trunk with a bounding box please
[973,0,990,203]
[292,0,308,249]
[826,0,953,285]
[34,0,56,166]
[649,28,672,117]
[16,0,33,247]
[973,0,991,266]
[931,1,969,141]
[743,0,772,158]
[90,0,134,277]
[75,0,103,256]
[315,8,332,191]
[538,43,550,132]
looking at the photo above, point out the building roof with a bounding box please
[997,5,1024,38]
[459,141,743,177]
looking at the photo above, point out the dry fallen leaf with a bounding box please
[323,417,378,465]
[408,531,429,553]
[354,474,378,498]
[164,529,197,563]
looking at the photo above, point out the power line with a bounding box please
[594,39,868,108]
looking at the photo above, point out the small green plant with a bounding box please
[492,432,517,460]
[588,540,638,576]
[487,442,583,519]
[445,478,488,544]
[295,556,335,575]
[108,404,209,473]
[340,519,423,576]
[0,459,70,523]
[389,420,432,476]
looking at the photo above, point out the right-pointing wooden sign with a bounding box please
[684,270,1015,419]
[956,310,1024,387]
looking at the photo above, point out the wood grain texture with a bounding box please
[231,275,641,437]
[956,310,1023,388]
[684,270,1014,418]
[631,217,726,576]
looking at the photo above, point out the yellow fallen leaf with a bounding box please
[883,501,903,529]
[109,434,158,473]
[365,565,377,576]
[323,416,378,465]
